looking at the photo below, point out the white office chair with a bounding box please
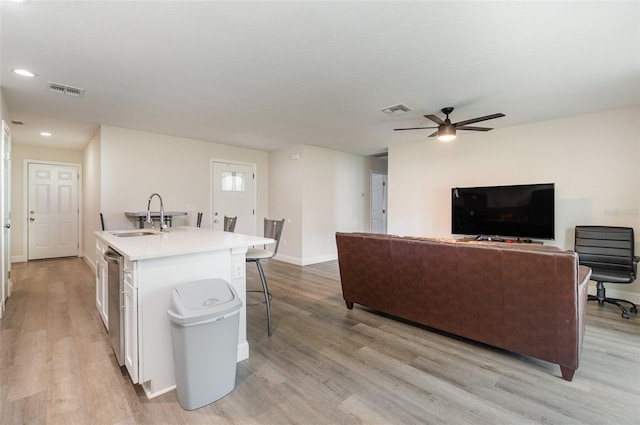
[246,218,285,336]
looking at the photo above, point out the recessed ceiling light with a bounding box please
[13,69,36,77]
[40,132,52,137]
[8,0,31,4]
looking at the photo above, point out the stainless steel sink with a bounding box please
[111,230,159,237]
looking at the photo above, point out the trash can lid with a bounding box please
[167,279,242,326]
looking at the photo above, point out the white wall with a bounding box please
[302,145,387,262]
[81,125,269,267]
[0,88,9,123]
[388,106,640,299]
[82,129,101,270]
[270,144,387,265]
[268,145,304,261]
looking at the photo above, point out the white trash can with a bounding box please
[167,279,242,410]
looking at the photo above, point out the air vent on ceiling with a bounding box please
[381,103,411,116]
[47,81,85,97]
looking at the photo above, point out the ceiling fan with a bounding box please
[394,107,505,142]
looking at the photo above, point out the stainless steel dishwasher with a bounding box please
[104,247,125,366]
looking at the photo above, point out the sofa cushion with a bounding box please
[336,233,396,312]
[454,243,506,347]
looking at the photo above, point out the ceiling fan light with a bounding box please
[437,134,456,142]
[437,124,456,142]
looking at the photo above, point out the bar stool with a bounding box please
[224,216,237,232]
[245,218,285,336]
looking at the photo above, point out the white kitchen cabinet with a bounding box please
[95,226,272,399]
[95,240,108,329]
[123,261,138,383]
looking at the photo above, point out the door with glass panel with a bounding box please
[212,162,256,236]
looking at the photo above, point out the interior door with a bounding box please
[212,162,256,236]
[371,172,387,234]
[27,162,79,260]
[1,121,11,315]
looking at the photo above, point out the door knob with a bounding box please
[213,219,219,224]
[29,217,35,222]
[4,224,9,229]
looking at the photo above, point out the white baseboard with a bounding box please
[301,253,337,266]
[588,281,640,304]
[12,253,87,264]
[273,254,303,266]
[274,253,338,266]
[83,254,96,273]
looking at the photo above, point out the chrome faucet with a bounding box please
[146,193,167,232]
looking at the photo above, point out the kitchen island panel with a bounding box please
[135,248,248,398]
[95,227,266,399]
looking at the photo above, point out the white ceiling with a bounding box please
[1,1,638,156]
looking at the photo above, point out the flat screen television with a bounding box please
[451,183,555,240]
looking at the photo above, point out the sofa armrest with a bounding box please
[578,265,592,286]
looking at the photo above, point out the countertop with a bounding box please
[95,226,274,261]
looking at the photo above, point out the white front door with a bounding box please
[27,162,79,260]
[212,161,256,236]
[1,122,11,314]
[371,172,387,234]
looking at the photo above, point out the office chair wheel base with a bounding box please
[622,311,630,319]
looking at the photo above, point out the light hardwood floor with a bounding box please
[1,257,639,424]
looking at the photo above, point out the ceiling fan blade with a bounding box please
[453,113,505,127]
[427,131,438,138]
[393,126,438,131]
[424,114,446,125]
[456,126,493,132]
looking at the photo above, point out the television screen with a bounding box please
[451,183,555,239]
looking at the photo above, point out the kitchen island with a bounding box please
[95,226,273,399]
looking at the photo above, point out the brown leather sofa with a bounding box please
[335,232,592,381]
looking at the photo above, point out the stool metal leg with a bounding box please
[255,260,272,336]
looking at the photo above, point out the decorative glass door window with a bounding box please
[221,171,245,192]
[212,161,256,235]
